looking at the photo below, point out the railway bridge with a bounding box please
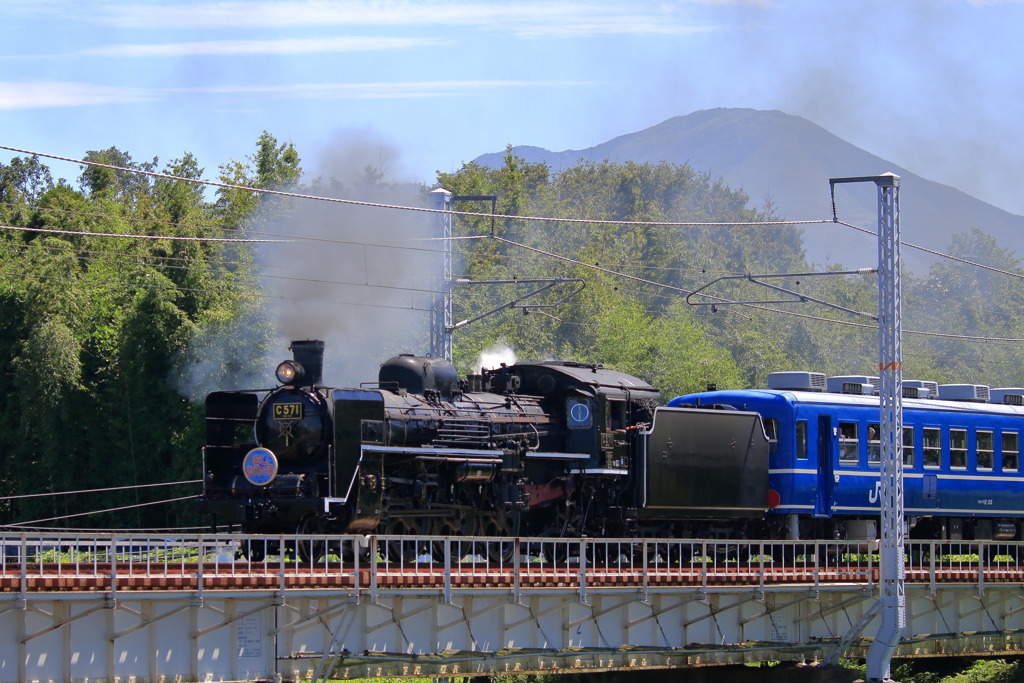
[3,532,1024,682]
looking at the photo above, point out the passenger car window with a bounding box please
[923,428,941,468]
[795,421,807,460]
[866,425,911,466]
[903,427,915,467]
[977,430,994,470]
[1003,432,1019,472]
[764,418,779,455]
[950,429,967,469]
[867,423,881,464]
[839,422,859,463]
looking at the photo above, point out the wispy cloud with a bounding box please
[83,36,446,57]
[688,0,772,6]
[0,78,589,110]
[83,1,727,37]
[182,79,594,98]
[0,81,155,110]
[512,18,721,38]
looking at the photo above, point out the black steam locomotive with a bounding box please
[199,340,769,559]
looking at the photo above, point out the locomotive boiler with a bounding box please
[198,340,770,558]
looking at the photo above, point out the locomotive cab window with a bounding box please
[950,429,967,469]
[867,423,881,465]
[1003,431,1019,472]
[977,430,994,470]
[764,418,779,455]
[923,427,941,468]
[796,420,808,459]
[839,422,859,464]
[607,399,626,431]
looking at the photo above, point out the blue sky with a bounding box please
[3,0,1024,215]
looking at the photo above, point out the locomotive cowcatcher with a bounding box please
[198,340,769,559]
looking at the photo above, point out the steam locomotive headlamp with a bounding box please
[276,360,305,385]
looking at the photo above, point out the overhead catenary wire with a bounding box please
[13,219,732,275]
[4,143,1024,342]
[0,265,445,298]
[6,144,1020,281]
[6,225,1024,341]
[0,143,842,228]
[2,200,453,256]
[8,224,1020,328]
[6,228,1024,341]
[5,494,198,527]
[833,219,1024,280]
[494,235,1024,343]
[0,199,242,236]
[4,143,1020,279]
[0,235,446,285]
[0,479,203,502]
[5,145,1020,281]
[0,268,440,312]
[13,191,1021,304]
[0,222,284,243]
[0,234,749,281]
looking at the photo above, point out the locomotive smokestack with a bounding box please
[290,340,325,386]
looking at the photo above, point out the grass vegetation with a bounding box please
[325,659,1024,683]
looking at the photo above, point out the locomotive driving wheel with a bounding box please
[382,516,424,563]
[240,537,268,563]
[454,489,482,536]
[479,508,517,564]
[430,512,469,561]
[295,514,326,564]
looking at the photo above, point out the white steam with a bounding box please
[171,319,275,399]
[476,344,518,372]
[173,129,443,400]
[256,132,440,387]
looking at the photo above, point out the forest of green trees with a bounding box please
[2,135,1024,529]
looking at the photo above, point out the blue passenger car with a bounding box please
[670,373,1024,542]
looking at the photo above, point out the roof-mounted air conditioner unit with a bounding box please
[990,388,1024,406]
[767,371,826,392]
[903,379,938,399]
[827,375,879,395]
[937,384,991,402]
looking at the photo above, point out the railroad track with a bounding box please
[3,560,1019,592]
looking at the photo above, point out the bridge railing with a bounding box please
[2,533,1023,592]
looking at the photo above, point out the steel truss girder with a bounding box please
[7,584,1024,682]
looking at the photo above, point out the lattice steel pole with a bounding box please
[830,174,904,682]
[870,172,904,682]
[429,188,453,360]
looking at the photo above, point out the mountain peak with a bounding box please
[472,108,1022,271]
